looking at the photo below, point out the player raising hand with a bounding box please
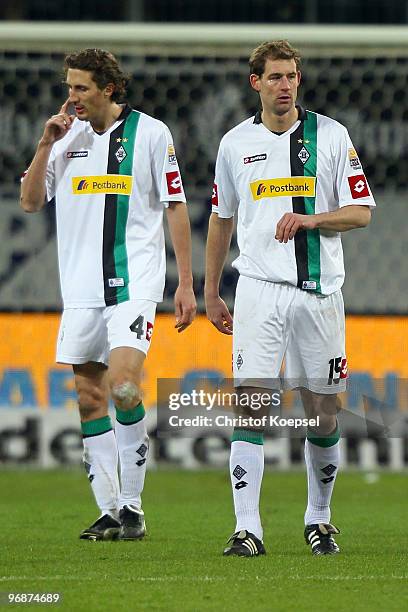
[21,48,196,541]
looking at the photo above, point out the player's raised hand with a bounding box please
[205,294,233,335]
[174,284,197,333]
[40,99,76,146]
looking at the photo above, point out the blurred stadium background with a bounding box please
[0,1,407,471]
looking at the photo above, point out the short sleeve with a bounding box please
[334,127,376,209]
[151,124,186,206]
[211,139,239,218]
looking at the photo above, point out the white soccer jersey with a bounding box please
[212,107,376,295]
[45,105,185,308]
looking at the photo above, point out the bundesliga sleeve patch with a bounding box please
[212,183,218,206]
[166,171,182,195]
[348,174,370,199]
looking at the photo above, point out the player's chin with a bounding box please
[274,100,292,114]
[75,109,87,120]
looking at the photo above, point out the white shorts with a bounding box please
[233,276,347,394]
[56,300,157,365]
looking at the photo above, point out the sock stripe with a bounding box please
[116,402,145,425]
[231,428,264,445]
[307,424,340,448]
[81,415,112,438]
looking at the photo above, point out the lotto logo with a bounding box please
[166,171,182,195]
[212,183,218,206]
[67,151,88,158]
[348,174,370,199]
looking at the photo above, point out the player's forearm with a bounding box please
[313,205,371,232]
[166,202,194,286]
[205,213,234,297]
[20,141,53,212]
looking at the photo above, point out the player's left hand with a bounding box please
[174,284,197,333]
[275,212,317,243]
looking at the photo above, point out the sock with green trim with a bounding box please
[230,428,264,541]
[115,403,148,510]
[304,424,340,525]
[81,416,119,519]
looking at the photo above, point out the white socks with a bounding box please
[115,417,149,511]
[230,440,264,541]
[304,438,340,525]
[82,429,120,519]
[81,407,148,518]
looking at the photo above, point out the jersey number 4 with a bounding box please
[130,315,153,342]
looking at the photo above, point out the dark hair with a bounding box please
[249,40,301,77]
[63,48,129,102]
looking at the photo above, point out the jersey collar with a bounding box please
[89,103,132,136]
[117,104,132,121]
[253,105,307,125]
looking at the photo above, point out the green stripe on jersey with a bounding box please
[114,110,140,303]
[303,111,321,293]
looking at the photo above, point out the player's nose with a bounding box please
[280,76,291,89]
[68,92,79,104]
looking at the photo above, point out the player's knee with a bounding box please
[111,380,142,410]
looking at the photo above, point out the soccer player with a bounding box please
[21,49,196,541]
[205,40,375,556]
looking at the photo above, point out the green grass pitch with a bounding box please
[1,470,407,611]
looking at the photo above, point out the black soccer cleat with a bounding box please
[304,523,340,555]
[79,514,121,541]
[118,505,146,540]
[223,530,266,557]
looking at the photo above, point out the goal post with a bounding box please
[0,21,407,55]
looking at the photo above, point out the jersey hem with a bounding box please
[63,294,163,308]
[235,272,344,297]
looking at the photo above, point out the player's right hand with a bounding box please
[205,295,233,335]
[40,99,75,146]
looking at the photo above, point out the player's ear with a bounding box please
[104,83,115,99]
[250,73,261,92]
[297,71,302,86]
